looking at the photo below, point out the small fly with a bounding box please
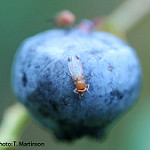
[68,55,90,96]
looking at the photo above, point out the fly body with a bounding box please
[68,55,89,95]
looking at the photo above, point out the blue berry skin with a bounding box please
[12,29,141,141]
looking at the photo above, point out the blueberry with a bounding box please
[12,29,141,141]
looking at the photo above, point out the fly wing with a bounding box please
[68,55,84,80]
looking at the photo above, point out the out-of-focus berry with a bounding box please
[77,19,95,32]
[54,10,75,28]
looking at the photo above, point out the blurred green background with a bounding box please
[0,0,150,150]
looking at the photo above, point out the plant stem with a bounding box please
[101,0,150,37]
[0,104,29,150]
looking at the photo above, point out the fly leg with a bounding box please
[73,88,78,94]
[86,84,90,90]
[74,88,84,100]
[79,94,84,100]
[86,84,90,94]
[86,74,93,80]
[66,73,72,77]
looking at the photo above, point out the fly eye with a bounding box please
[68,57,72,62]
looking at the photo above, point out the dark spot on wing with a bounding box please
[68,57,72,62]
[75,55,80,59]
